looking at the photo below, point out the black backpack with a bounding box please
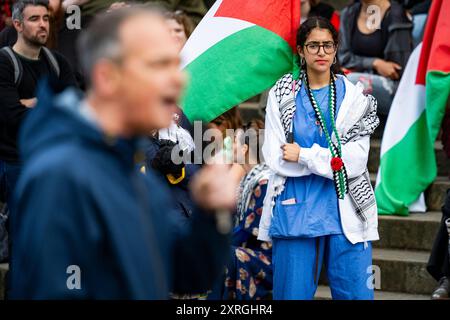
[0,46,60,86]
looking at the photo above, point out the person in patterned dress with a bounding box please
[223,120,273,300]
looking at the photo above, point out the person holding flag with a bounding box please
[258,17,380,300]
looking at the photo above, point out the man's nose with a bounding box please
[39,18,47,28]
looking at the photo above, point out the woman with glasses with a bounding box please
[258,17,380,300]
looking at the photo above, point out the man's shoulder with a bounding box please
[0,46,14,64]
[34,48,71,72]
[0,47,15,81]
[26,143,94,183]
[47,49,77,85]
[50,49,70,64]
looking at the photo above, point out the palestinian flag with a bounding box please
[375,0,450,215]
[180,0,300,122]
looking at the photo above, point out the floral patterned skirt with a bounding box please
[223,245,273,300]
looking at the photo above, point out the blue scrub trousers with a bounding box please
[272,234,374,300]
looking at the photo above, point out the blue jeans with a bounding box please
[346,72,397,116]
[0,160,21,209]
[272,234,374,300]
[0,160,21,262]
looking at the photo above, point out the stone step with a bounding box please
[368,139,450,178]
[314,285,430,300]
[374,212,441,251]
[372,248,435,295]
[318,248,435,295]
[0,263,8,300]
[369,173,449,213]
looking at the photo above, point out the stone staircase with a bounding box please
[238,99,449,300]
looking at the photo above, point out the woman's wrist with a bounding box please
[372,58,382,70]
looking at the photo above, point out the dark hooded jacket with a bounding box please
[8,83,229,299]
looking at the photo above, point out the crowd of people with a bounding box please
[0,0,448,300]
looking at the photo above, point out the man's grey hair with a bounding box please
[77,4,165,88]
[12,0,49,22]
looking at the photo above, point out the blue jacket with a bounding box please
[8,83,229,299]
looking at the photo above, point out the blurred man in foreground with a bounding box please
[8,6,237,299]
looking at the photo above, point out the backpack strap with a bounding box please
[41,47,60,78]
[1,46,23,86]
[0,47,61,86]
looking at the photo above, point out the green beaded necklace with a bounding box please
[303,71,349,199]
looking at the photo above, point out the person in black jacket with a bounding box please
[427,189,450,299]
[338,0,413,116]
[427,105,450,299]
[0,0,86,88]
[0,0,77,230]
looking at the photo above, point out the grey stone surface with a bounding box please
[372,248,436,295]
[315,285,430,300]
[374,212,441,251]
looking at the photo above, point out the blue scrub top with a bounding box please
[270,76,346,239]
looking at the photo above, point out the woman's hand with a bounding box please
[373,59,402,80]
[281,143,301,162]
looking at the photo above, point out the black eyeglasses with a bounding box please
[304,42,337,55]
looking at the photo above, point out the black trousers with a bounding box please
[427,189,450,281]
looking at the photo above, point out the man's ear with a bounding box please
[12,20,23,33]
[92,59,121,97]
